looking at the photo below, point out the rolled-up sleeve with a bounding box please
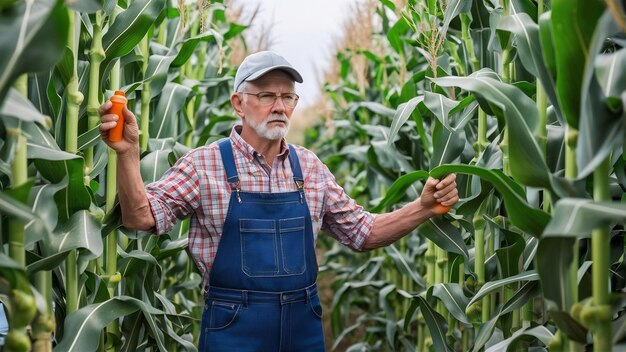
[320,165,375,251]
[145,152,201,235]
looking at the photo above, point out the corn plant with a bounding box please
[309,0,626,351]
[0,0,248,351]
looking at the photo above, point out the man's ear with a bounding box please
[230,93,245,118]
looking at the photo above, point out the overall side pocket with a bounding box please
[206,301,241,331]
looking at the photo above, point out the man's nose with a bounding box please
[271,96,286,113]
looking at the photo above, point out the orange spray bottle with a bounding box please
[108,90,127,142]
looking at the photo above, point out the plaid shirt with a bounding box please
[146,126,375,287]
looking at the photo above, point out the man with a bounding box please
[99,51,458,351]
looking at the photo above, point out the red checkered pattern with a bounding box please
[146,126,375,287]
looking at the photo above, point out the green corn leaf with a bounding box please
[500,281,541,316]
[485,325,552,352]
[522,236,538,270]
[545,198,626,238]
[471,27,495,69]
[431,164,550,237]
[488,8,509,56]
[487,221,525,278]
[595,48,626,99]
[45,210,102,260]
[538,12,557,79]
[416,296,454,352]
[577,12,624,178]
[371,170,429,213]
[26,250,70,274]
[170,29,223,67]
[118,248,160,279]
[551,0,604,127]
[469,0,490,29]
[348,101,396,118]
[77,126,102,151]
[0,253,31,292]
[25,183,65,245]
[88,143,109,179]
[28,72,54,119]
[366,143,399,180]
[1,89,50,126]
[379,284,397,348]
[498,13,563,123]
[155,237,188,260]
[387,16,410,54]
[67,0,105,13]
[331,321,365,351]
[546,125,565,173]
[121,313,145,352]
[31,154,91,222]
[331,280,387,309]
[440,0,471,41]
[140,148,173,184]
[0,0,68,102]
[223,21,247,41]
[537,237,575,310]
[472,316,498,352]
[148,54,177,98]
[0,191,47,237]
[430,120,466,169]
[432,70,552,190]
[431,283,470,324]
[423,92,456,130]
[53,296,169,352]
[119,54,177,98]
[468,270,539,307]
[387,96,424,147]
[419,217,469,260]
[446,97,479,133]
[101,0,166,66]
[384,245,425,288]
[151,83,193,139]
[510,0,538,21]
[549,310,588,344]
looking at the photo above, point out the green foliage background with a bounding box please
[0,0,625,351]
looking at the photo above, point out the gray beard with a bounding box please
[245,113,290,140]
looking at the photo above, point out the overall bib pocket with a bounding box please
[240,219,279,276]
[280,217,306,274]
[241,217,306,277]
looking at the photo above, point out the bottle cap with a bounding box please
[114,90,125,96]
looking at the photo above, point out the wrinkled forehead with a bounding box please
[246,70,296,90]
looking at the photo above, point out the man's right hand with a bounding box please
[98,100,140,155]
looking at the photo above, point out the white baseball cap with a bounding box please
[233,51,303,92]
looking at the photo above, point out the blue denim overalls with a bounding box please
[197,139,325,351]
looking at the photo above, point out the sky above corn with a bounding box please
[239,0,364,107]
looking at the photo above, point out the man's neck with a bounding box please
[239,127,283,167]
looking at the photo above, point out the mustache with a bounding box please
[265,113,289,124]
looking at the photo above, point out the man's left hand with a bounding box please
[420,174,459,215]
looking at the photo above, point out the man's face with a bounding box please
[239,71,296,141]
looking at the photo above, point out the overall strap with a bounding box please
[218,139,239,189]
[288,144,304,187]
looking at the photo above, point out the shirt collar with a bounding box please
[230,124,290,161]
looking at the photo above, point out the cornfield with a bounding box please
[0,0,626,351]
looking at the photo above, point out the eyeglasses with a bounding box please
[240,92,300,108]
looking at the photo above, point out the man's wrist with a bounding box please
[116,147,140,162]
[414,197,435,219]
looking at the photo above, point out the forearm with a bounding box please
[362,198,434,250]
[117,149,155,230]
